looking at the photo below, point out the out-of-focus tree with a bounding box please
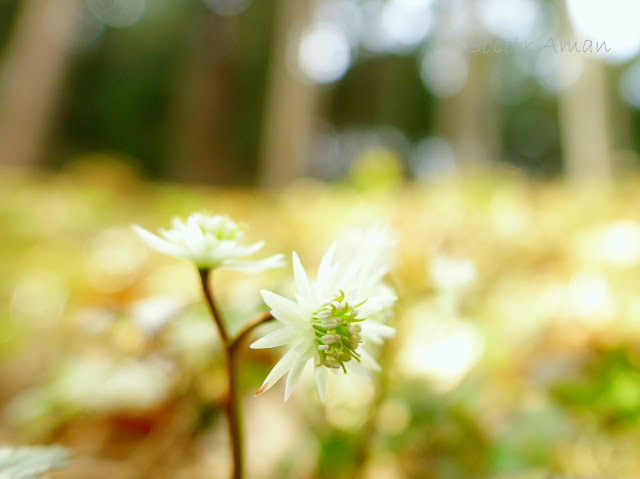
[259,0,318,188]
[169,13,236,184]
[435,43,501,169]
[558,56,617,182]
[559,0,638,182]
[0,0,80,167]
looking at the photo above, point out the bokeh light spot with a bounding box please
[420,44,468,98]
[297,24,352,84]
[87,0,146,28]
[600,220,640,266]
[566,0,640,62]
[203,0,253,16]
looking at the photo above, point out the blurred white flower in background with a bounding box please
[0,446,69,479]
[335,222,396,271]
[132,213,284,272]
[600,220,640,267]
[567,271,615,322]
[334,222,397,316]
[398,303,484,392]
[129,296,186,336]
[165,310,220,369]
[251,225,397,402]
[53,356,175,412]
[430,255,476,292]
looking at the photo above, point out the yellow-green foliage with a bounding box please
[2,165,640,478]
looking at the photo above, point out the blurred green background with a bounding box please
[2,0,640,478]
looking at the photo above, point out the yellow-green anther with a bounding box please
[330,301,343,311]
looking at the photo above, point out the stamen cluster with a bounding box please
[192,215,243,242]
[312,290,365,373]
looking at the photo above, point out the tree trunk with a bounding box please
[557,0,628,183]
[169,14,236,185]
[258,0,317,188]
[0,0,80,167]
[436,49,500,169]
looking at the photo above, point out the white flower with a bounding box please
[132,213,284,272]
[0,446,69,479]
[334,222,397,313]
[251,231,396,402]
[335,222,396,276]
[129,296,185,336]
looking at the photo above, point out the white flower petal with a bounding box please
[314,365,327,403]
[222,254,285,273]
[284,359,307,401]
[347,359,372,378]
[374,292,398,308]
[361,320,396,344]
[254,348,300,397]
[260,290,302,324]
[132,225,185,258]
[250,326,304,349]
[357,301,383,317]
[0,446,70,478]
[225,241,265,258]
[316,241,337,290]
[359,349,381,372]
[292,252,314,304]
[183,217,206,253]
[210,241,236,258]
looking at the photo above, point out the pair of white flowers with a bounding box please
[133,214,396,401]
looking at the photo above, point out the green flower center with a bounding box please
[197,216,243,241]
[312,290,366,373]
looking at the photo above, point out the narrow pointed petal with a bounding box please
[361,321,396,344]
[316,242,337,287]
[374,292,398,308]
[182,217,206,253]
[284,359,307,401]
[225,241,265,258]
[347,359,372,378]
[359,349,381,372]
[254,348,300,397]
[357,302,383,317]
[132,225,184,258]
[292,252,314,304]
[260,290,301,324]
[250,326,302,349]
[314,366,327,403]
[223,254,285,273]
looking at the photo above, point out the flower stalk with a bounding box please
[199,268,244,479]
[198,268,274,479]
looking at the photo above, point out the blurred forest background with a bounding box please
[4,1,640,479]
[0,0,639,185]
